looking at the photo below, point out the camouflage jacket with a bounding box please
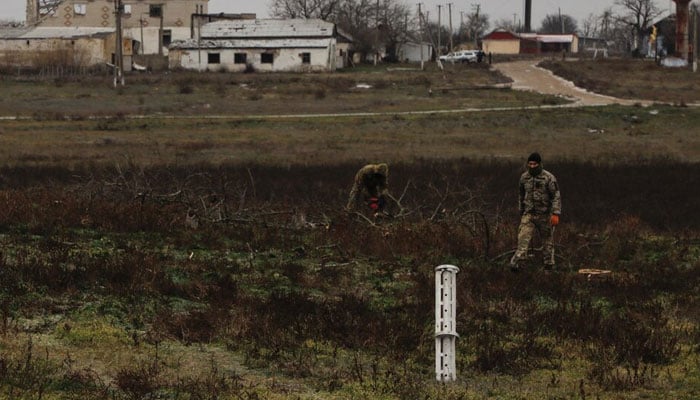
[518,169,561,216]
[346,163,389,210]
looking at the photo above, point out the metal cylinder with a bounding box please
[435,264,459,382]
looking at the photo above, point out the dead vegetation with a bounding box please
[0,61,698,398]
[0,159,698,399]
[540,58,700,104]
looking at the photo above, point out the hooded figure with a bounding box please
[346,163,389,212]
[510,152,561,271]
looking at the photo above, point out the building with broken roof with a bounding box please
[0,1,214,71]
[25,0,209,57]
[168,18,353,72]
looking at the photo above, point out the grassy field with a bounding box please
[540,58,700,104]
[0,60,699,399]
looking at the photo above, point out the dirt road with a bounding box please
[493,60,649,106]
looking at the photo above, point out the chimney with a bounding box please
[524,0,532,32]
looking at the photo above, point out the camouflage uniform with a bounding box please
[512,166,561,268]
[346,163,389,211]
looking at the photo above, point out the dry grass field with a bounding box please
[0,59,698,399]
[541,58,700,104]
[0,60,699,167]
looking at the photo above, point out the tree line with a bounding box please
[268,0,688,58]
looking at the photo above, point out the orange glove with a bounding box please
[550,214,560,226]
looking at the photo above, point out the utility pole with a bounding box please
[472,4,480,47]
[418,3,425,69]
[113,0,124,87]
[437,5,442,55]
[559,7,564,34]
[158,4,164,56]
[694,6,698,72]
[375,0,380,65]
[448,3,453,53]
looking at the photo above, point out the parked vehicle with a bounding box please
[438,50,479,63]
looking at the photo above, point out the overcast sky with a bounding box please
[1,0,677,28]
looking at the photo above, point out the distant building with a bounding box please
[396,40,433,63]
[482,30,579,55]
[0,26,115,68]
[25,0,209,56]
[169,19,353,72]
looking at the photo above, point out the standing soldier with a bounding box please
[510,152,561,271]
[346,163,390,216]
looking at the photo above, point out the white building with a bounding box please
[169,19,352,72]
[397,41,433,63]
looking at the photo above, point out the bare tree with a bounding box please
[422,20,451,55]
[332,0,413,62]
[614,0,663,52]
[269,0,342,20]
[539,13,578,34]
[270,0,414,62]
[599,7,615,38]
[580,13,600,38]
[462,12,490,46]
[492,18,519,32]
[376,0,413,61]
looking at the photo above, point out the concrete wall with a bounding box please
[170,46,336,72]
[482,39,520,54]
[398,42,432,62]
[0,35,112,66]
[123,26,191,55]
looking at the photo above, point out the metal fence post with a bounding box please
[435,264,459,382]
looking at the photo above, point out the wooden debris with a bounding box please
[578,268,612,281]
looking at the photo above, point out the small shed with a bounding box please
[520,33,579,54]
[169,19,351,72]
[481,30,521,54]
[397,40,433,63]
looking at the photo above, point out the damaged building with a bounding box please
[168,18,353,73]
[1,1,219,70]
[23,0,209,58]
[0,26,115,69]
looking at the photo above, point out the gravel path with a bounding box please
[492,60,651,106]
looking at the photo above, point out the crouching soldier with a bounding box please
[346,163,390,217]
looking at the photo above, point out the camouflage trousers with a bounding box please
[512,213,555,267]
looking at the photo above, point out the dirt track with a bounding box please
[493,60,650,106]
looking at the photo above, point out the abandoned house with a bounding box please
[25,0,209,57]
[0,26,115,68]
[168,18,353,72]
